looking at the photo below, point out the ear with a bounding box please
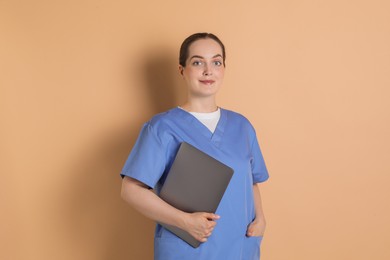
[178,65,184,76]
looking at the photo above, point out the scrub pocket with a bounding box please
[154,228,198,260]
[242,236,263,259]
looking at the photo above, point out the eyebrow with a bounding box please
[189,54,223,60]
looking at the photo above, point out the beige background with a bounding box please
[1,0,389,259]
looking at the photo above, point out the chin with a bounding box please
[194,90,219,98]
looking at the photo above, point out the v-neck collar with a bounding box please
[173,107,227,147]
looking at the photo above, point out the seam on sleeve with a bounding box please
[249,127,257,157]
[148,122,172,168]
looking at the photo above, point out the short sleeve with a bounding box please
[120,122,168,189]
[251,135,269,183]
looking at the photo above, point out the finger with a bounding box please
[203,226,214,236]
[197,235,208,242]
[204,232,212,238]
[208,221,217,228]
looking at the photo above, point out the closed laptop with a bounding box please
[159,142,234,248]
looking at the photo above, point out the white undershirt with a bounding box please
[179,107,221,133]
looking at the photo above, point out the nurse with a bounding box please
[121,33,269,259]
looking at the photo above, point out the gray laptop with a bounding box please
[158,142,234,248]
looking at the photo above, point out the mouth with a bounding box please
[199,80,215,85]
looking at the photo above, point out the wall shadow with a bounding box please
[60,47,184,259]
[142,48,185,113]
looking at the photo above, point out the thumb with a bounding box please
[246,223,254,236]
[204,213,220,220]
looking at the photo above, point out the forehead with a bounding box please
[188,39,223,58]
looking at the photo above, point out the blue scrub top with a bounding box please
[121,107,269,260]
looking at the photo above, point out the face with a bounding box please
[179,38,225,98]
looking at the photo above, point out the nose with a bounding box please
[203,64,212,76]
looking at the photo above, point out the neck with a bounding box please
[180,97,218,113]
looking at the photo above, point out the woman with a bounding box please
[121,33,269,259]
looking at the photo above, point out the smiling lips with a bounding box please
[199,80,215,85]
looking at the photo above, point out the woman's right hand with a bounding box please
[181,212,220,242]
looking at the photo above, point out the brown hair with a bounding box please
[179,32,226,67]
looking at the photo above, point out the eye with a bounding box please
[213,60,223,66]
[192,60,203,66]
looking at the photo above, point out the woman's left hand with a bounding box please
[246,217,266,237]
